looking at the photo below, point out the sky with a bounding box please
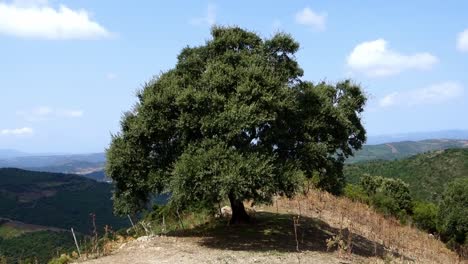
[1,0,468,153]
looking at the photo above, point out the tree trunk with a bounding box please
[228,193,250,225]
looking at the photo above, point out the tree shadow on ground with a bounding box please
[167,212,411,261]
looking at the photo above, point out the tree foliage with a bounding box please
[106,26,366,223]
[438,178,468,246]
[412,201,438,233]
[360,175,412,217]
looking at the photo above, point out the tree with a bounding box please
[106,26,367,224]
[438,178,468,247]
[360,175,412,217]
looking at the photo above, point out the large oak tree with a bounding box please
[106,27,366,224]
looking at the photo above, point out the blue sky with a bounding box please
[1,0,468,153]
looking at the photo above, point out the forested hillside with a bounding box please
[345,148,468,201]
[0,229,77,264]
[0,168,127,233]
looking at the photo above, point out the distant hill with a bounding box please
[0,153,105,168]
[367,130,468,145]
[0,149,29,159]
[0,168,127,233]
[348,139,468,163]
[0,153,108,181]
[345,148,468,202]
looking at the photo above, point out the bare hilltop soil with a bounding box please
[79,189,462,264]
[82,236,349,264]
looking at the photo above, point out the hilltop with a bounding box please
[345,148,468,201]
[79,189,458,264]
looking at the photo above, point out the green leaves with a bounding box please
[360,175,413,216]
[438,178,468,246]
[170,139,275,209]
[106,26,367,216]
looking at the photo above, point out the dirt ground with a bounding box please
[81,235,363,264]
[80,212,389,264]
[78,190,462,264]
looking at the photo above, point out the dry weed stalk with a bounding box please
[293,215,300,252]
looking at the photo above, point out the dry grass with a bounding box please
[265,189,463,263]
[77,189,465,264]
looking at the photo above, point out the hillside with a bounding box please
[0,228,77,264]
[0,153,107,182]
[345,148,468,201]
[347,139,468,163]
[0,168,127,233]
[80,189,458,264]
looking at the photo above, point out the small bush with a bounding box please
[47,254,72,264]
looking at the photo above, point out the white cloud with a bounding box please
[190,4,216,26]
[457,29,468,52]
[378,82,464,108]
[347,39,438,77]
[295,7,326,31]
[0,127,34,136]
[17,106,84,121]
[12,0,48,7]
[0,1,110,39]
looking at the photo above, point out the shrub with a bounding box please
[379,178,412,213]
[371,192,401,217]
[48,254,72,264]
[412,201,438,233]
[437,178,468,248]
[343,184,369,203]
[359,175,412,219]
[360,174,383,195]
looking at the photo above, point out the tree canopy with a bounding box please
[106,26,367,224]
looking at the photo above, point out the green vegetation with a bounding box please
[0,231,77,264]
[438,178,468,248]
[348,139,468,163]
[412,201,438,233]
[0,168,128,233]
[344,148,468,202]
[356,175,412,218]
[0,225,24,239]
[106,26,366,224]
[344,150,468,255]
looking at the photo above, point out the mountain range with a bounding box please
[2,132,468,180]
[0,153,107,181]
[366,129,468,145]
